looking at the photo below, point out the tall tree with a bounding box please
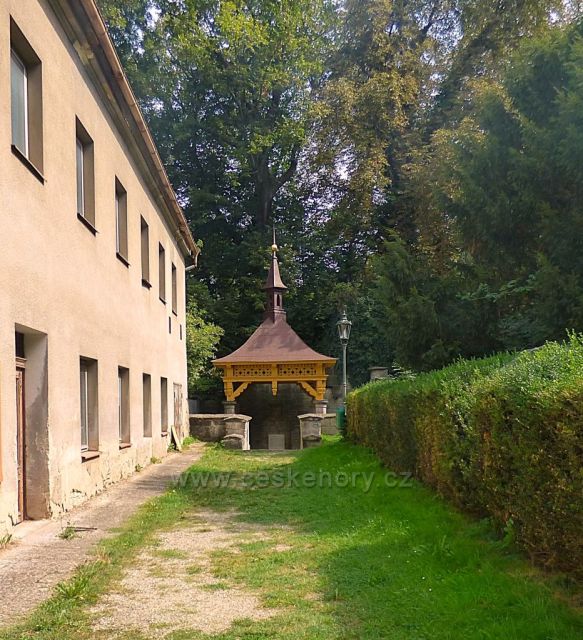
[374,20,583,369]
[99,0,335,359]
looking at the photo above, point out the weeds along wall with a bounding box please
[347,337,583,578]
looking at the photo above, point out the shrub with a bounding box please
[347,336,583,578]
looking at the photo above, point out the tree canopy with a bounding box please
[97,0,583,386]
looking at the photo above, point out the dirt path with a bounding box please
[90,509,280,637]
[0,445,204,628]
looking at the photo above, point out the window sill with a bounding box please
[119,442,132,450]
[159,297,167,305]
[77,213,98,235]
[172,310,178,317]
[142,279,152,289]
[81,450,100,462]
[11,145,45,184]
[161,431,169,437]
[116,252,130,268]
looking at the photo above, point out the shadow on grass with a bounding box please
[180,440,583,640]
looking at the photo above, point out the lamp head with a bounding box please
[337,308,352,344]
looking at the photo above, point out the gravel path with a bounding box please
[90,509,279,637]
[0,445,204,628]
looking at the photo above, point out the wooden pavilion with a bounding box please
[213,239,336,410]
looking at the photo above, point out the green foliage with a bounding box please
[97,1,583,386]
[376,21,583,369]
[185,298,223,395]
[348,335,583,578]
[58,525,77,541]
[0,533,12,549]
[182,435,196,448]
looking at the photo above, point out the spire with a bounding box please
[263,228,288,291]
[263,229,287,321]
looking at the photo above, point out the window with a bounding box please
[143,373,152,437]
[159,244,166,302]
[141,217,150,287]
[160,377,168,435]
[118,367,130,447]
[76,118,95,229]
[115,179,128,264]
[10,19,43,177]
[171,263,177,315]
[80,358,99,457]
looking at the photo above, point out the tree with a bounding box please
[373,21,583,368]
[97,0,583,381]
[98,0,336,361]
[185,297,223,395]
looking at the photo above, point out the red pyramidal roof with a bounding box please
[213,315,335,364]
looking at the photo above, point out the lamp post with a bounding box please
[337,308,352,405]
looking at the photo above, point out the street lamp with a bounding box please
[337,308,352,405]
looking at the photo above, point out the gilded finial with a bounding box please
[271,226,278,253]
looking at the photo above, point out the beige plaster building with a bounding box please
[0,0,199,533]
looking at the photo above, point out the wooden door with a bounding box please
[173,383,183,435]
[15,366,26,523]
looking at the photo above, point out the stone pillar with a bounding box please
[298,414,324,449]
[222,415,251,450]
[369,367,389,381]
[313,400,328,416]
[223,401,237,415]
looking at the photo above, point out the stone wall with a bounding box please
[321,414,339,436]
[189,414,251,450]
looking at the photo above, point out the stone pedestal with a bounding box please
[369,367,389,381]
[298,414,324,449]
[313,400,328,415]
[222,415,251,450]
[223,401,237,415]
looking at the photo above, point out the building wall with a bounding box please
[0,0,189,532]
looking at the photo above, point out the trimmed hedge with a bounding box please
[347,336,583,578]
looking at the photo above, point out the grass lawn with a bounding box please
[3,438,583,639]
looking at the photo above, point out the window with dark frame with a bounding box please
[118,366,130,447]
[76,118,95,229]
[161,377,168,435]
[171,263,177,315]
[10,18,43,177]
[80,358,99,457]
[141,217,151,286]
[115,178,128,263]
[159,244,166,302]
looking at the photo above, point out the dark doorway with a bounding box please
[238,383,313,450]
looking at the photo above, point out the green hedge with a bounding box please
[347,336,583,578]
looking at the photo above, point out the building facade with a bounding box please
[0,0,198,533]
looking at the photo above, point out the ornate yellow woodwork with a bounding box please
[216,361,333,402]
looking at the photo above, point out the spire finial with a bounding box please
[271,226,278,254]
